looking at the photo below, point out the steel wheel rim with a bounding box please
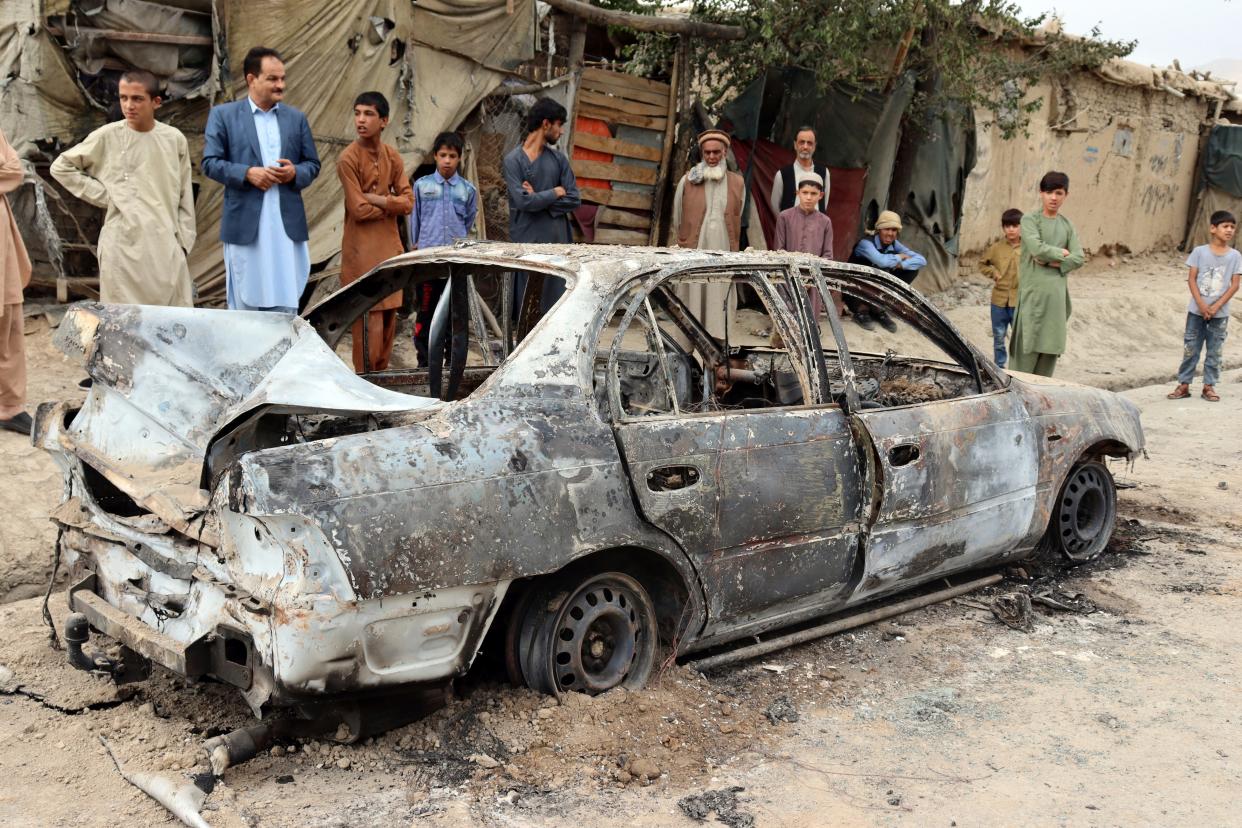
[553,581,644,694]
[1060,464,1111,557]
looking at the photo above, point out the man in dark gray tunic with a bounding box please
[503,98,580,310]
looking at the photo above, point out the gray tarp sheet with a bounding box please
[1184,125,1242,251]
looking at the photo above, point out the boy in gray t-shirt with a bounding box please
[1168,210,1241,402]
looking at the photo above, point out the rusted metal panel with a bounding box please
[852,389,1040,598]
[237,398,680,600]
[69,573,208,677]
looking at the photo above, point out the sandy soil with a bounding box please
[0,251,1239,826]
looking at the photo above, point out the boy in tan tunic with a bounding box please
[337,91,413,372]
[978,208,1022,368]
[50,70,196,306]
[0,126,32,435]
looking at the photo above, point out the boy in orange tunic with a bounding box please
[337,91,413,372]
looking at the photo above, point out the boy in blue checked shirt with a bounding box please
[409,132,477,366]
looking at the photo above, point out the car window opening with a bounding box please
[598,267,998,420]
[598,270,818,420]
[813,273,996,408]
[330,264,570,401]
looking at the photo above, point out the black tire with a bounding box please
[515,571,659,697]
[1045,460,1117,562]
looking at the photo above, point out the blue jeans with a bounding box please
[1177,313,1229,386]
[990,304,1016,367]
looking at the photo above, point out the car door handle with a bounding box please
[647,465,701,492]
[888,443,921,467]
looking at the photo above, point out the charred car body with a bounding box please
[37,243,1143,715]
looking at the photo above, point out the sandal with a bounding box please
[1201,385,1220,402]
[1166,383,1190,399]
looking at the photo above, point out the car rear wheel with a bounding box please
[514,571,659,697]
[1047,460,1117,562]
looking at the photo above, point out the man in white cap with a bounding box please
[671,128,765,334]
[774,172,837,317]
[847,209,926,331]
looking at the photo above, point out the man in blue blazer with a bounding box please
[202,46,320,313]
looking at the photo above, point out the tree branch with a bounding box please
[542,0,745,41]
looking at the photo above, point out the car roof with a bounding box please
[376,241,880,293]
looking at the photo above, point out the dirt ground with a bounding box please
[1,250,1239,826]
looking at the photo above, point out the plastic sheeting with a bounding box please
[0,1,91,156]
[888,90,976,295]
[60,0,213,84]
[1201,124,1242,199]
[1183,125,1242,251]
[411,0,536,71]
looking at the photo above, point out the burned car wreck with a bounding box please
[36,242,1144,720]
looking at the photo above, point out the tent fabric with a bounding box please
[889,93,976,294]
[1184,186,1242,251]
[1183,126,1242,251]
[62,0,212,81]
[1201,124,1242,199]
[0,2,92,156]
[411,0,536,71]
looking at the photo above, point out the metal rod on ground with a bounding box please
[686,573,1004,672]
[100,736,211,828]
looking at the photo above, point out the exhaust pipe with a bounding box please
[203,724,275,776]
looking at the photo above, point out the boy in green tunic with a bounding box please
[1008,171,1084,377]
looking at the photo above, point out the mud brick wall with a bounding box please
[961,72,1211,256]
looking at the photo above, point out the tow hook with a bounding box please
[64,612,118,674]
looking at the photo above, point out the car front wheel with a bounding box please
[1047,460,1117,562]
[514,571,659,697]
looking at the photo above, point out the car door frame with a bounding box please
[808,263,1041,601]
[601,263,869,638]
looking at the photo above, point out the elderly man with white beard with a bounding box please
[670,129,766,335]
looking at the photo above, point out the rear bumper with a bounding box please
[53,484,511,711]
[69,572,210,678]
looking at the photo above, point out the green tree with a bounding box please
[608,0,1135,140]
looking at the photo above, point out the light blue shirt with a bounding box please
[853,235,927,272]
[223,97,311,311]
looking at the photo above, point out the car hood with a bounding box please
[42,304,435,532]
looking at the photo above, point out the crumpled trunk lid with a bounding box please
[46,303,435,531]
